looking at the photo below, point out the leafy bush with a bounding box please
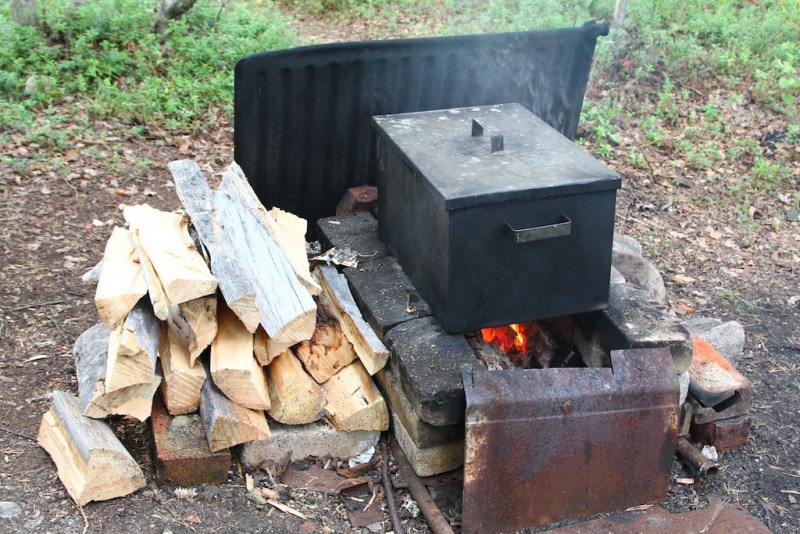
[0,0,295,133]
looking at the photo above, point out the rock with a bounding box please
[678,370,690,405]
[611,239,666,305]
[610,265,626,284]
[613,233,643,256]
[0,501,22,519]
[681,318,745,365]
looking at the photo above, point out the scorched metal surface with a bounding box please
[461,347,679,533]
[373,103,620,333]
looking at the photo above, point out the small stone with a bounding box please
[681,318,745,365]
[678,371,690,404]
[0,501,22,519]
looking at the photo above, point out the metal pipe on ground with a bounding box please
[677,436,720,476]
[389,437,455,534]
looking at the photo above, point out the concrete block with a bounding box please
[316,213,389,260]
[345,255,431,339]
[238,420,380,469]
[385,316,483,427]
[589,283,694,372]
[692,415,752,451]
[151,396,230,486]
[375,366,463,449]
[392,412,464,478]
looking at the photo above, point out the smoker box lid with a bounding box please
[373,103,620,211]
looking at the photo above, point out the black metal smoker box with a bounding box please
[373,103,621,333]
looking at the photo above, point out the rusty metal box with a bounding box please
[461,347,679,533]
[373,103,620,333]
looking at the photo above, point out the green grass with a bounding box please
[0,0,295,136]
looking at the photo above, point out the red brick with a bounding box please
[151,395,230,486]
[692,415,752,451]
[335,185,378,215]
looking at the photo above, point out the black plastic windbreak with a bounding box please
[234,21,609,224]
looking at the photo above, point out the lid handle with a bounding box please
[471,119,504,153]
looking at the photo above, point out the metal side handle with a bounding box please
[505,214,571,243]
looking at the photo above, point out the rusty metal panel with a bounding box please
[462,348,679,533]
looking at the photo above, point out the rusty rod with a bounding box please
[389,437,454,534]
[676,437,719,477]
[381,437,404,534]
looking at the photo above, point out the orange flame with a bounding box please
[482,323,529,355]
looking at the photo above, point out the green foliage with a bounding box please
[0,0,294,134]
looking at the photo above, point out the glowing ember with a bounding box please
[481,321,554,368]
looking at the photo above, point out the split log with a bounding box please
[220,162,320,296]
[253,326,292,366]
[158,327,206,415]
[266,350,325,425]
[210,302,270,411]
[129,228,170,321]
[294,298,358,383]
[315,265,389,375]
[95,227,147,329]
[105,299,160,393]
[170,159,315,343]
[199,376,271,452]
[123,204,217,305]
[322,361,389,432]
[165,294,217,365]
[38,391,145,506]
[74,323,161,421]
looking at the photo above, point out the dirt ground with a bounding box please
[1,9,798,534]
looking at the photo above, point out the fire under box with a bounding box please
[373,103,621,333]
[461,347,679,533]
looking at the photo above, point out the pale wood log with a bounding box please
[128,228,170,321]
[95,227,147,329]
[123,204,217,305]
[105,299,161,393]
[315,265,389,375]
[38,391,145,506]
[211,302,270,411]
[294,298,358,383]
[253,326,293,366]
[200,376,271,452]
[322,361,389,432]
[220,162,320,296]
[170,159,316,342]
[158,327,206,415]
[74,323,160,422]
[266,349,325,425]
[165,294,217,366]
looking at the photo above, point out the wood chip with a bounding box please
[676,477,695,485]
[267,499,307,519]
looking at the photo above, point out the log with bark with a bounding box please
[199,375,271,452]
[158,327,206,415]
[105,299,161,393]
[294,298,358,384]
[38,391,146,506]
[253,326,292,367]
[315,265,389,375]
[170,160,316,343]
[323,361,389,432]
[165,294,217,366]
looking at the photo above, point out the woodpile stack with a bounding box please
[39,160,390,504]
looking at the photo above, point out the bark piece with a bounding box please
[165,294,217,366]
[323,361,389,432]
[105,299,160,393]
[38,391,145,506]
[74,321,162,423]
[123,204,217,305]
[315,265,389,375]
[210,302,270,411]
[95,227,147,329]
[294,299,358,383]
[199,377,271,452]
[170,159,316,343]
[158,327,206,415]
[266,350,325,425]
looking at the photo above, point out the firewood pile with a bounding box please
[37,160,390,506]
